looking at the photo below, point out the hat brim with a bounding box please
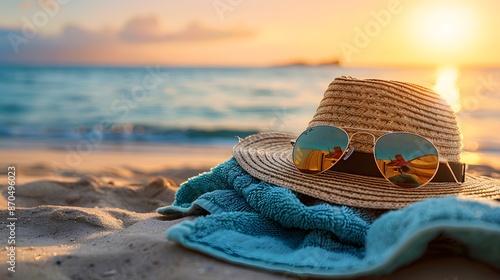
[233,132,500,209]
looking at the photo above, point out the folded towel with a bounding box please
[157,158,500,278]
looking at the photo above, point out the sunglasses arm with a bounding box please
[440,159,465,185]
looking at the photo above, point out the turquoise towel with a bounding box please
[157,158,500,278]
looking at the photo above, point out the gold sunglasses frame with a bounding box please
[291,125,463,188]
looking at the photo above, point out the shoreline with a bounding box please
[0,144,233,185]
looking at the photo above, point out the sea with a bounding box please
[1,65,499,168]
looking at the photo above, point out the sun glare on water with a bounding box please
[433,67,461,112]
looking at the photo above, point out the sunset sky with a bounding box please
[1,0,500,67]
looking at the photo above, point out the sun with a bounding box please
[433,67,461,112]
[425,9,465,45]
[411,2,477,51]
[435,21,458,41]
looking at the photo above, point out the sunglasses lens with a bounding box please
[374,133,439,188]
[293,126,349,174]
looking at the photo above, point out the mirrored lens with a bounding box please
[374,133,439,188]
[293,126,349,174]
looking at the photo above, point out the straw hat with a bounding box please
[233,76,500,209]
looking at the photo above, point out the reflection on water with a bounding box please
[460,152,481,166]
[433,67,461,112]
[432,67,499,169]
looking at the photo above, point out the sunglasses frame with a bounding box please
[291,125,463,188]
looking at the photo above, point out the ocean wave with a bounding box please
[0,124,259,146]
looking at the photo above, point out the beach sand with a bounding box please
[1,145,499,279]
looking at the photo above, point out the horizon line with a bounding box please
[2,62,500,70]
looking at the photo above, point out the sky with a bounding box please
[1,0,500,67]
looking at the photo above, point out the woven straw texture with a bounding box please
[309,76,462,161]
[233,77,500,209]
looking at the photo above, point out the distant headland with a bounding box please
[271,58,341,67]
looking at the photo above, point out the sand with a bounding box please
[1,145,499,279]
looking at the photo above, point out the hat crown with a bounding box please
[308,76,462,162]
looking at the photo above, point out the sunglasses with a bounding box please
[291,125,466,188]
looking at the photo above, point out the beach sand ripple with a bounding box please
[8,174,176,213]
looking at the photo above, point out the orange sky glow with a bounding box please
[1,0,499,67]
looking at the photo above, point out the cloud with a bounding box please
[119,16,254,43]
[0,16,255,65]
[58,25,115,45]
[0,25,119,64]
[118,16,164,42]
[18,0,34,10]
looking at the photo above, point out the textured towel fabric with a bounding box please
[157,158,500,278]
